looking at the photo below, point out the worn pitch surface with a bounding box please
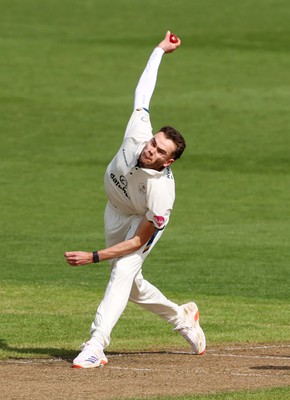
[1,344,289,399]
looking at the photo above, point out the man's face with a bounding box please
[138,131,176,171]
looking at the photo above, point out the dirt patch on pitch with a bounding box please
[1,344,289,399]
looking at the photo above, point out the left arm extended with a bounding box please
[64,217,156,267]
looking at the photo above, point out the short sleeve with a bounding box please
[145,174,175,230]
[146,209,171,230]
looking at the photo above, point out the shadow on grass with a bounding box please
[0,339,76,362]
[0,338,193,362]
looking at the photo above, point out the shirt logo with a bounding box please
[120,175,128,186]
[138,183,146,195]
[122,149,129,167]
[153,215,165,228]
[166,167,173,179]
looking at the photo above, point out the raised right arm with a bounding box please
[133,31,181,111]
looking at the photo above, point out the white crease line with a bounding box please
[227,371,290,378]
[210,353,289,360]
[223,344,290,351]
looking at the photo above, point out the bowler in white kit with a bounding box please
[65,31,206,368]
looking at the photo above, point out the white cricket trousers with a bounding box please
[89,201,181,349]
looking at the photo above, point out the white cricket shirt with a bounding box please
[104,108,175,230]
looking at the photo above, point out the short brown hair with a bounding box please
[160,126,186,160]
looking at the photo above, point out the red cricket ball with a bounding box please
[169,34,178,43]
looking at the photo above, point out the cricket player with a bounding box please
[65,31,206,368]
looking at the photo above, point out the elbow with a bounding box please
[130,236,145,252]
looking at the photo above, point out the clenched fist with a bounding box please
[64,251,93,266]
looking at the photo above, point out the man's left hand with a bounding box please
[64,251,93,266]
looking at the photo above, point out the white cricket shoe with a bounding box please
[73,342,108,369]
[175,302,206,355]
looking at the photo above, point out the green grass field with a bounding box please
[0,0,289,399]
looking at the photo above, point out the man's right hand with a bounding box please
[158,31,181,53]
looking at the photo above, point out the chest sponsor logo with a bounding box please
[153,215,165,228]
[110,173,130,199]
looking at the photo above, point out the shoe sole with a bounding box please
[73,359,108,369]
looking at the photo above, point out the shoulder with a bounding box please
[147,168,175,196]
[124,109,153,141]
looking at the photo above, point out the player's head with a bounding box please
[159,126,186,160]
[138,126,186,171]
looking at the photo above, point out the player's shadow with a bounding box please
[0,339,191,362]
[250,365,290,371]
[0,339,76,362]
